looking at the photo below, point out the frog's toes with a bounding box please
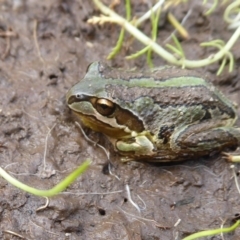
[120,156,134,162]
[222,152,240,163]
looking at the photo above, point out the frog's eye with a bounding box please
[95,99,116,116]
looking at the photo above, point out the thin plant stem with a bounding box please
[0,160,90,197]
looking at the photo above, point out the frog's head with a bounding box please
[66,62,144,138]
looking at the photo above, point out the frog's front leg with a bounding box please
[116,135,156,159]
[171,122,240,154]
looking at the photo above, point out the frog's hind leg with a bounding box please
[171,122,240,155]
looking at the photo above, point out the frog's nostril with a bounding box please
[67,94,88,105]
[67,95,78,105]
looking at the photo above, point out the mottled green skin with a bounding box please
[67,62,240,162]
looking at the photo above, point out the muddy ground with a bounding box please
[0,0,240,239]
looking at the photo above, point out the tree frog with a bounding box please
[66,62,240,162]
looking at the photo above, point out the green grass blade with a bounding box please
[182,220,240,240]
[0,160,91,197]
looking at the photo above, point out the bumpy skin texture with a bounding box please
[67,62,240,162]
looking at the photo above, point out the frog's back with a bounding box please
[98,63,237,125]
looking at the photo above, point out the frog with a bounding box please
[66,62,240,162]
